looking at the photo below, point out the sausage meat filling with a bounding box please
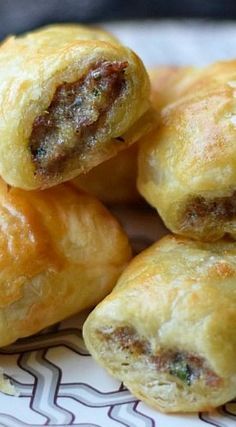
[30,61,128,175]
[99,326,222,388]
[181,192,236,231]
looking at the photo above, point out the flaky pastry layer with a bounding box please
[83,235,236,412]
[0,24,150,189]
[0,180,131,346]
[138,60,236,240]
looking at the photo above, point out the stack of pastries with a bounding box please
[0,22,235,414]
[83,64,236,412]
[0,23,151,343]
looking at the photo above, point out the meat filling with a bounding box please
[99,326,222,388]
[30,61,128,175]
[182,192,236,230]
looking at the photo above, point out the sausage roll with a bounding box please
[72,144,140,204]
[83,235,236,412]
[0,24,150,190]
[149,66,196,110]
[138,60,236,241]
[0,180,131,347]
[72,67,188,204]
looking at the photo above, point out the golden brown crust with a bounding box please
[83,235,236,412]
[72,67,187,204]
[0,24,150,189]
[149,66,196,109]
[72,144,140,204]
[0,180,131,346]
[138,60,236,240]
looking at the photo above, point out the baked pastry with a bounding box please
[83,235,236,412]
[72,144,140,204]
[0,179,131,347]
[149,66,196,109]
[138,60,236,241]
[0,24,150,190]
[72,67,188,204]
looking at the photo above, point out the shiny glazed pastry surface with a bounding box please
[138,60,236,241]
[83,235,236,412]
[0,180,131,346]
[0,24,150,190]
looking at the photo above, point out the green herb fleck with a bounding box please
[35,146,47,159]
[169,360,192,386]
[92,88,101,97]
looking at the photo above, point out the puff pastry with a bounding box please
[72,67,186,204]
[149,66,195,109]
[0,24,150,190]
[138,60,236,241]
[83,235,236,412]
[0,180,131,347]
[72,144,140,204]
